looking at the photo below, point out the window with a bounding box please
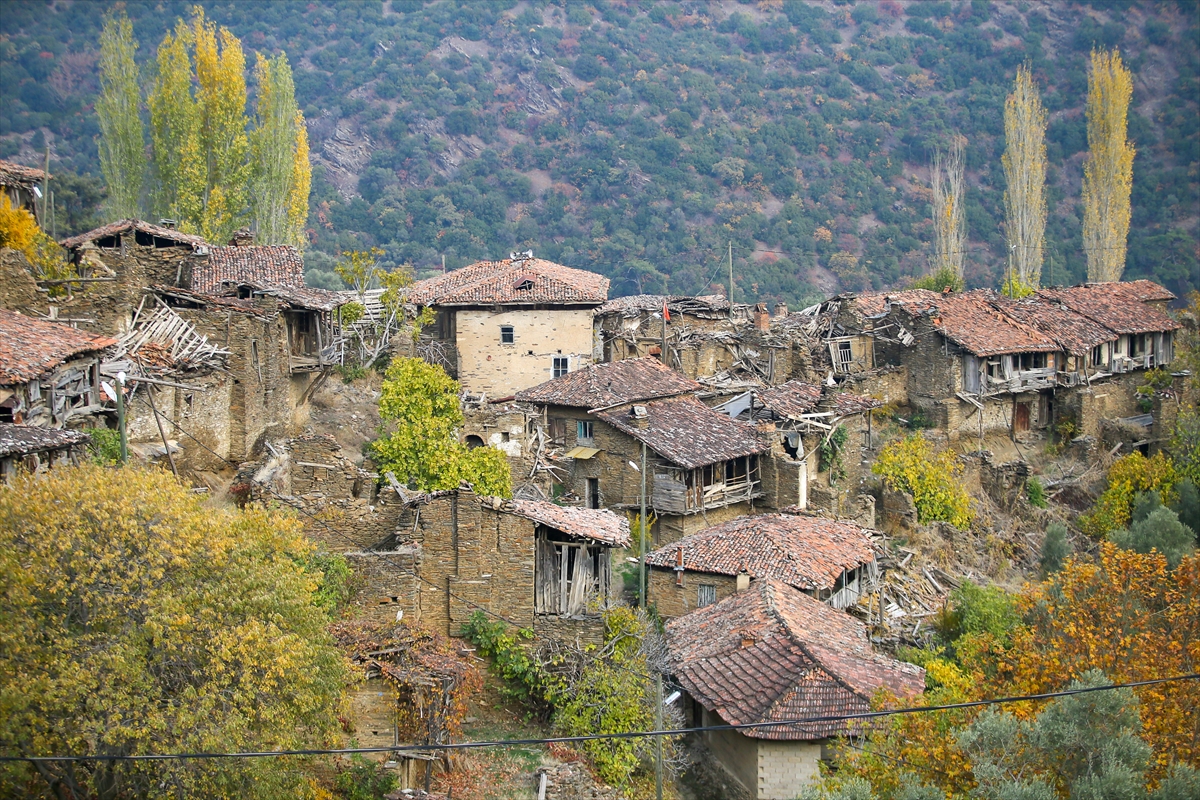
[1016,352,1047,371]
[1131,334,1146,358]
[1091,344,1106,367]
[577,420,594,443]
[500,325,514,344]
[835,340,853,372]
[697,584,717,608]
[552,356,569,378]
[536,527,611,615]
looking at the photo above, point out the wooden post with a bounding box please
[639,441,647,609]
[655,673,664,800]
[728,240,734,317]
[145,384,178,479]
[115,373,128,464]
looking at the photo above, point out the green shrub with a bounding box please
[86,427,123,465]
[459,611,561,714]
[1026,476,1047,508]
[1109,506,1196,569]
[1039,522,1071,578]
[1081,451,1178,537]
[306,552,356,615]
[333,754,398,800]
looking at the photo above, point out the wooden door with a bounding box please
[1014,402,1031,433]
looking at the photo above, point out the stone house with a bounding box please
[0,159,47,223]
[516,357,773,545]
[407,253,609,397]
[645,513,878,619]
[666,579,925,799]
[0,309,114,429]
[718,380,881,515]
[808,282,1180,442]
[0,424,91,482]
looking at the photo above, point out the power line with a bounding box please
[6,673,1196,763]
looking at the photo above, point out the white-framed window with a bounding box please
[577,420,594,443]
[552,356,569,378]
[500,325,515,344]
[697,584,717,608]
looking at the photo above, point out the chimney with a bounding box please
[674,545,685,586]
[158,218,177,229]
[740,632,756,649]
[735,571,750,593]
[773,302,788,318]
[754,303,770,331]
[228,228,255,247]
[630,404,649,429]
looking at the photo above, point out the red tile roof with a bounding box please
[515,357,702,408]
[998,296,1116,356]
[407,257,608,306]
[0,159,47,190]
[0,310,115,385]
[915,291,1058,357]
[646,513,875,592]
[194,245,305,292]
[506,499,631,547]
[59,219,210,251]
[1037,283,1180,336]
[597,395,769,469]
[667,580,925,740]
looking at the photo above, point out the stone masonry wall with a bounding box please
[757,739,824,799]
[648,567,739,619]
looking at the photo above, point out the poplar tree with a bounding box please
[147,18,204,229]
[1082,48,1135,283]
[1002,65,1048,288]
[931,135,966,281]
[191,8,250,242]
[251,53,310,248]
[96,12,144,220]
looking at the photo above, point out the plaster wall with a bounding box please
[454,307,594,396]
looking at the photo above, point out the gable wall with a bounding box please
[454,307,595,396]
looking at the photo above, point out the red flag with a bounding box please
[662,301,671,323]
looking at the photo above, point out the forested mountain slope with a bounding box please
[2,0,1196,304]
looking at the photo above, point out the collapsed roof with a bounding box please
[0,309,116,386]
[59,219,211,252]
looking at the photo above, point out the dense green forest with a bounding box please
[1,0,1196,304]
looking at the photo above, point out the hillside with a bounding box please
[1,0,1196,304]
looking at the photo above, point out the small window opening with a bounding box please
[465,434,485,449]
[500,325,515,344]
[552,356,569,378]
[586,477,600,509]
[577,420,594,443]
[698,584,717,607]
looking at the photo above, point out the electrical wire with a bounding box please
[6,673,1197,763]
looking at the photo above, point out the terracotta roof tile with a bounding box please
[0,159,47,190]
[596,395,768,469]
[755,381,881,419]
[0,423,90,458]
[407,257,608,306]
[233,282,347,312]
[646,513,875,591]
[0,310,115,385]
[667,580,925,739]
[1037,283,1180,336]
[59,219,210,251]
[851,289,942,318]
[505,499,631,547]
[515,358,701,408]
[998,296,1116,355]
[194,245,306,292]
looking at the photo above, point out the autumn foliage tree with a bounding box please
[0,465,350,800]
[1082,48,1135,283]
[1002,65,1048,288]
[931,135,967,282]
[96,11,144,219]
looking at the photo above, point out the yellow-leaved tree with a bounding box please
[0,465,350,799]
[147,16,205,230]
[1082,48,1135,283]
[251,53,310,249]
[930,135,967,282]
[1002,64,1048,289]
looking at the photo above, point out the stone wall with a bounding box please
[648,567,739,618]
[454,307,595,396]
[756,739,824,799]
[0,248,42,312]
[698,705,759,797]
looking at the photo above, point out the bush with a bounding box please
[1171,479,1200,544]
[1109,506,1196,569]
[872,434,973,528]
[1026,476,1047,508]
[1039,522,1071,577]
[1081,452,1178,537]
[942,580,1019,645]
[460,611,561,713]
[333,754,398,800]
[86,427,123,465]
[911,266,964,293]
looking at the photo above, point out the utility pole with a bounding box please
[115,372,128,464]
[728,240,734,318]
[41,145,50,227]
[639,441,647,608]
[655,673,664,800]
